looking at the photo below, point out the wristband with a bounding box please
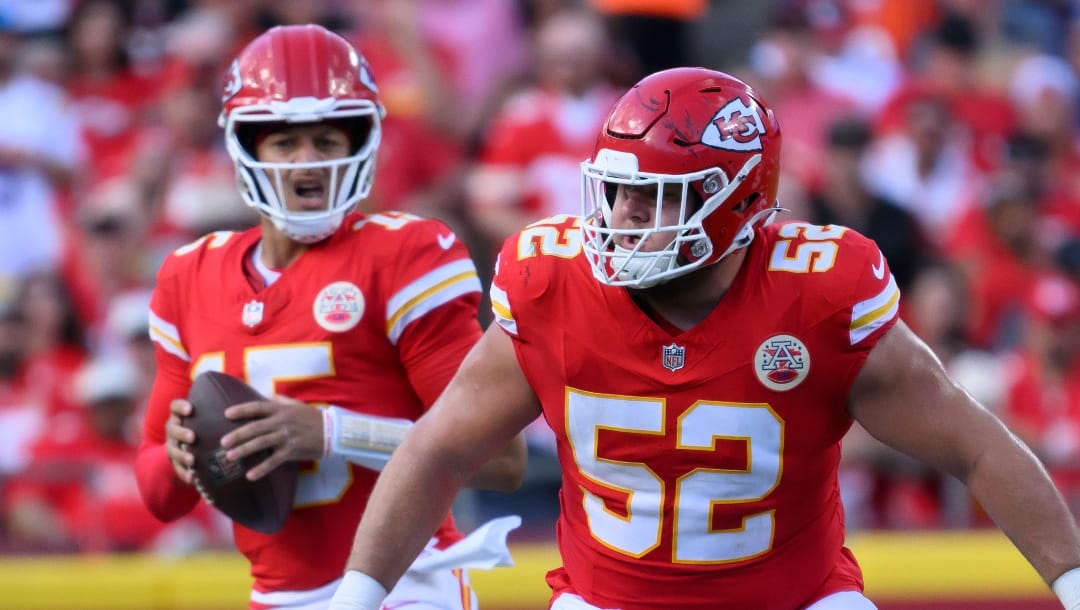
[324,406,414,472]
[335,406,411,453]
[328,571,388,610]
[1053,566,1080,610]
[320,406,334,459]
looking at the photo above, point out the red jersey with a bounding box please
[136,211,482,593]
[490,216,900,609]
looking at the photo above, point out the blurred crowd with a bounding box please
[1,0,1080,553]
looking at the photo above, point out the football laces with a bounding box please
[192,473,215,506]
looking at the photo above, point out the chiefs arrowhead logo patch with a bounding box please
[702,98,766,152]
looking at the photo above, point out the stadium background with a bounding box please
[1,0,1080,608]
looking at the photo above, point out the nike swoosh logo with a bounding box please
[871,251,885,280]
[437,233,455,250]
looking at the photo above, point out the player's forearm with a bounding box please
[134,443,201,521]
[343,422,467,588]
[464,432,527,492]
[966,437,1080,585]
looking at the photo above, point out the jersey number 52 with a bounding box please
[566,388,783,564]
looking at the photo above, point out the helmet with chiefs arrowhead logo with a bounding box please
[581,67,782,288]
[219,24,385,243]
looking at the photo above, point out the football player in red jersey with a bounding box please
[329,68,1080,610]
[134,24,526,610]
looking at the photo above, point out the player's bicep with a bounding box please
[411,324,540,476]
[847,320,1011,481]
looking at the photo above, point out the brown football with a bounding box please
[183,371,298,534]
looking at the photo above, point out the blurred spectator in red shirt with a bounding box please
[62,175,157,332]
[13,271,87,420]
[98,287,153,378]
[863,87,981,246]
[877,12,1017,174]
[1000,273,1080,512]
[341,0,467,224]
[946,173,1049,349]
[0,291,42,489]
[803,1,904,118]
[4,356,222,553]
[0,269,88,490]
[745,12,859,214]
[63,0,161,184]
[132,59,254,239]
[1008,52,1080,247]
[466,7,619,249]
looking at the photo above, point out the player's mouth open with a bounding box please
[619,235,642,250]
[293,180,326,208]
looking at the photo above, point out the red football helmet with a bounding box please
[219,24,384,243]
[581,67,782,288]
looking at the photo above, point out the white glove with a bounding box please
[328,571,388,610]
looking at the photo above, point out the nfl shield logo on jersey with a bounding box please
[241,300,264,327]
[662,343,686,372]
[755,334,811,391]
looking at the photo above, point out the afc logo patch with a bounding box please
[662,343,686,372]
[701,97,766,152]
[313,281,365,332]
[754,334,810,391]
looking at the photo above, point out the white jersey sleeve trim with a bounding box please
[148,309,190,362]
[849,273,900,346]
[385,258,481,345]
[489,282,518,336]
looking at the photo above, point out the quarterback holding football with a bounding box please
[135,24,526,610]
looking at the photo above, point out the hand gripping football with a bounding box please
[184,371,298,534]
